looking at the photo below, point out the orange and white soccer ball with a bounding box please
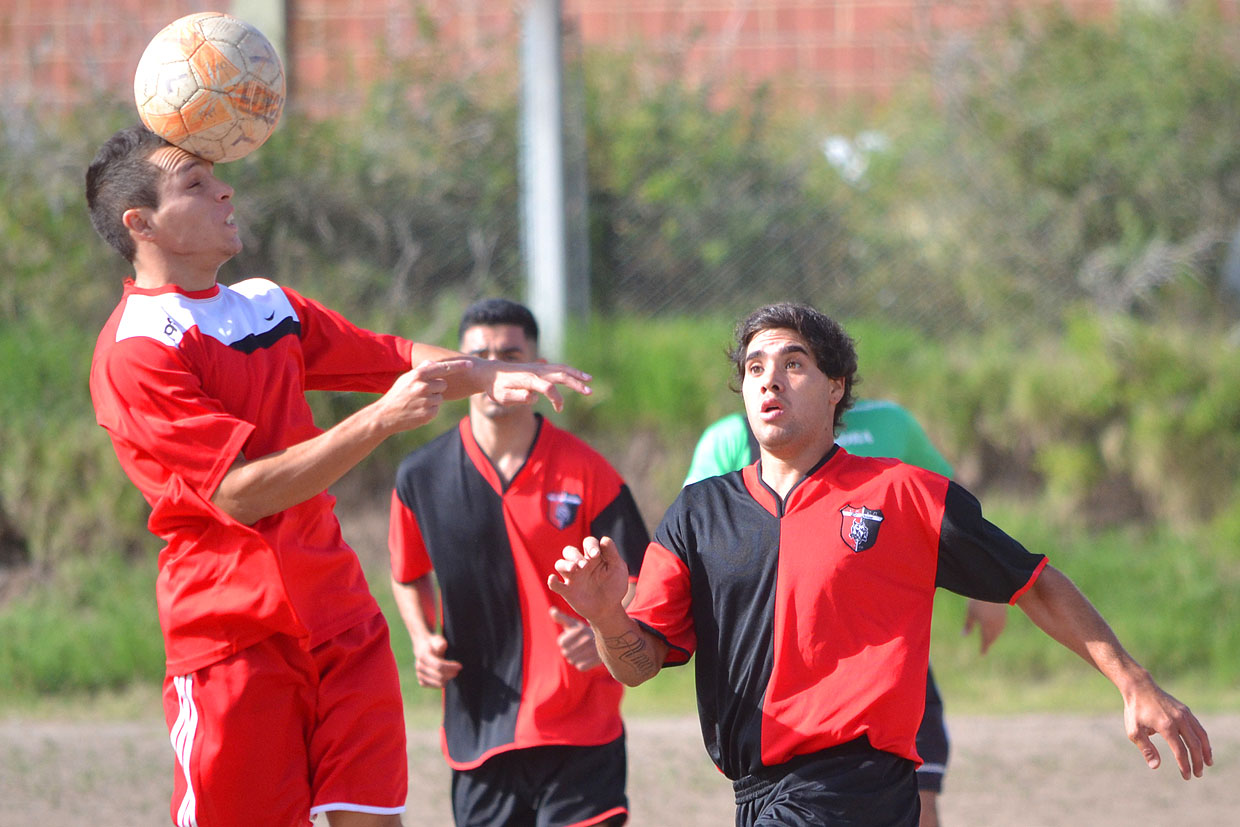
[134,12,285,163]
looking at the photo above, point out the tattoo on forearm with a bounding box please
[603,631,658,677]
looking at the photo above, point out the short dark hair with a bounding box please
[458,298,540,345]
[85,124,172,263]
[728,302,859,433]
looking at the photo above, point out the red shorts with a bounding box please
[162,612,407,826]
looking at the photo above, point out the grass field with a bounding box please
[3,484,1239,713]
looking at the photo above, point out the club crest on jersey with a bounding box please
[840,505,884,552]
[547,492,583,530]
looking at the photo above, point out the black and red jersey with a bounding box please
[627,446,1046,780]
[389,415,648,769]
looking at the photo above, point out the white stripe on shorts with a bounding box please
[170,675,200,827]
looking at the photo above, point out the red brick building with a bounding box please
[1,0,1138,118]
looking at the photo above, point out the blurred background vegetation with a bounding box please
[2,3,1240,711]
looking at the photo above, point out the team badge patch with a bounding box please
[840,505,884,552]
[547,492,583,530]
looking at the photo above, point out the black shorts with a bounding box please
[732,737,918,827]
[450,734,628,827]
[915,664,949,793]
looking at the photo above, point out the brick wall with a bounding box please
[0,0,1169,119]
[287,0,522,117]
[566,0,1121,107]
[0,0,204,111]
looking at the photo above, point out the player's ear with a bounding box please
[827,376,845,405]
[123,207,156,241]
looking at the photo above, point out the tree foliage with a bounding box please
[864,1,1240,333]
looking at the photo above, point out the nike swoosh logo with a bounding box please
[264,311,275,321]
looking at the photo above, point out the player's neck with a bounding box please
[132,251,221,292]
[757,439,833,499]
[469,407,539,484]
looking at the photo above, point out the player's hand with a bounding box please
[478,360,592,413]
[412,634,463,689]
[1123,680,1212,779]
[550,606,602,671]
[378,359,472,434]
[962,599,1007,655]
[547,536,630,623]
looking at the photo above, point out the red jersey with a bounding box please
[389,416,648,769]
[627,446,1047,779]
[90,277,412,675]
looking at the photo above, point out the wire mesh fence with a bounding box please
[5,1,1240,567]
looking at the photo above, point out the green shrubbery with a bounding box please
[223,86,524,333]
[0,553,163,698]
[853,310,1240,533]
[582,53,857,314]
[860,1,1240,335]
[2,4,1240,703]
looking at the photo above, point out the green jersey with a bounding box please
[682,400,952,486]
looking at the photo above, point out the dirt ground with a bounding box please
[1,710,1236,826]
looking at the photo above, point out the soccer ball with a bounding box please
[134,12,285,163]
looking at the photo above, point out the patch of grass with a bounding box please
[0,554,164,705]
[930,499,1240,713]
[0,320,152,568]
[622,663,698,717]
[4,511,1236,721]
[0,681,164,722]
[560,313,738,436]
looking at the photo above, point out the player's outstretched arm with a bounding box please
[547,536,667,686]
[1015,565,1213,780]
[214,359,469,524]
[408,342,592,412]
[473,359,592,412]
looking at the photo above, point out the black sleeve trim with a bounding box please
[634,619,692,667]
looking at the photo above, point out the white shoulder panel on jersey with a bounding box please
[114,278,299,349]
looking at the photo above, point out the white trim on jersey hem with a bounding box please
[310,803,406,818]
